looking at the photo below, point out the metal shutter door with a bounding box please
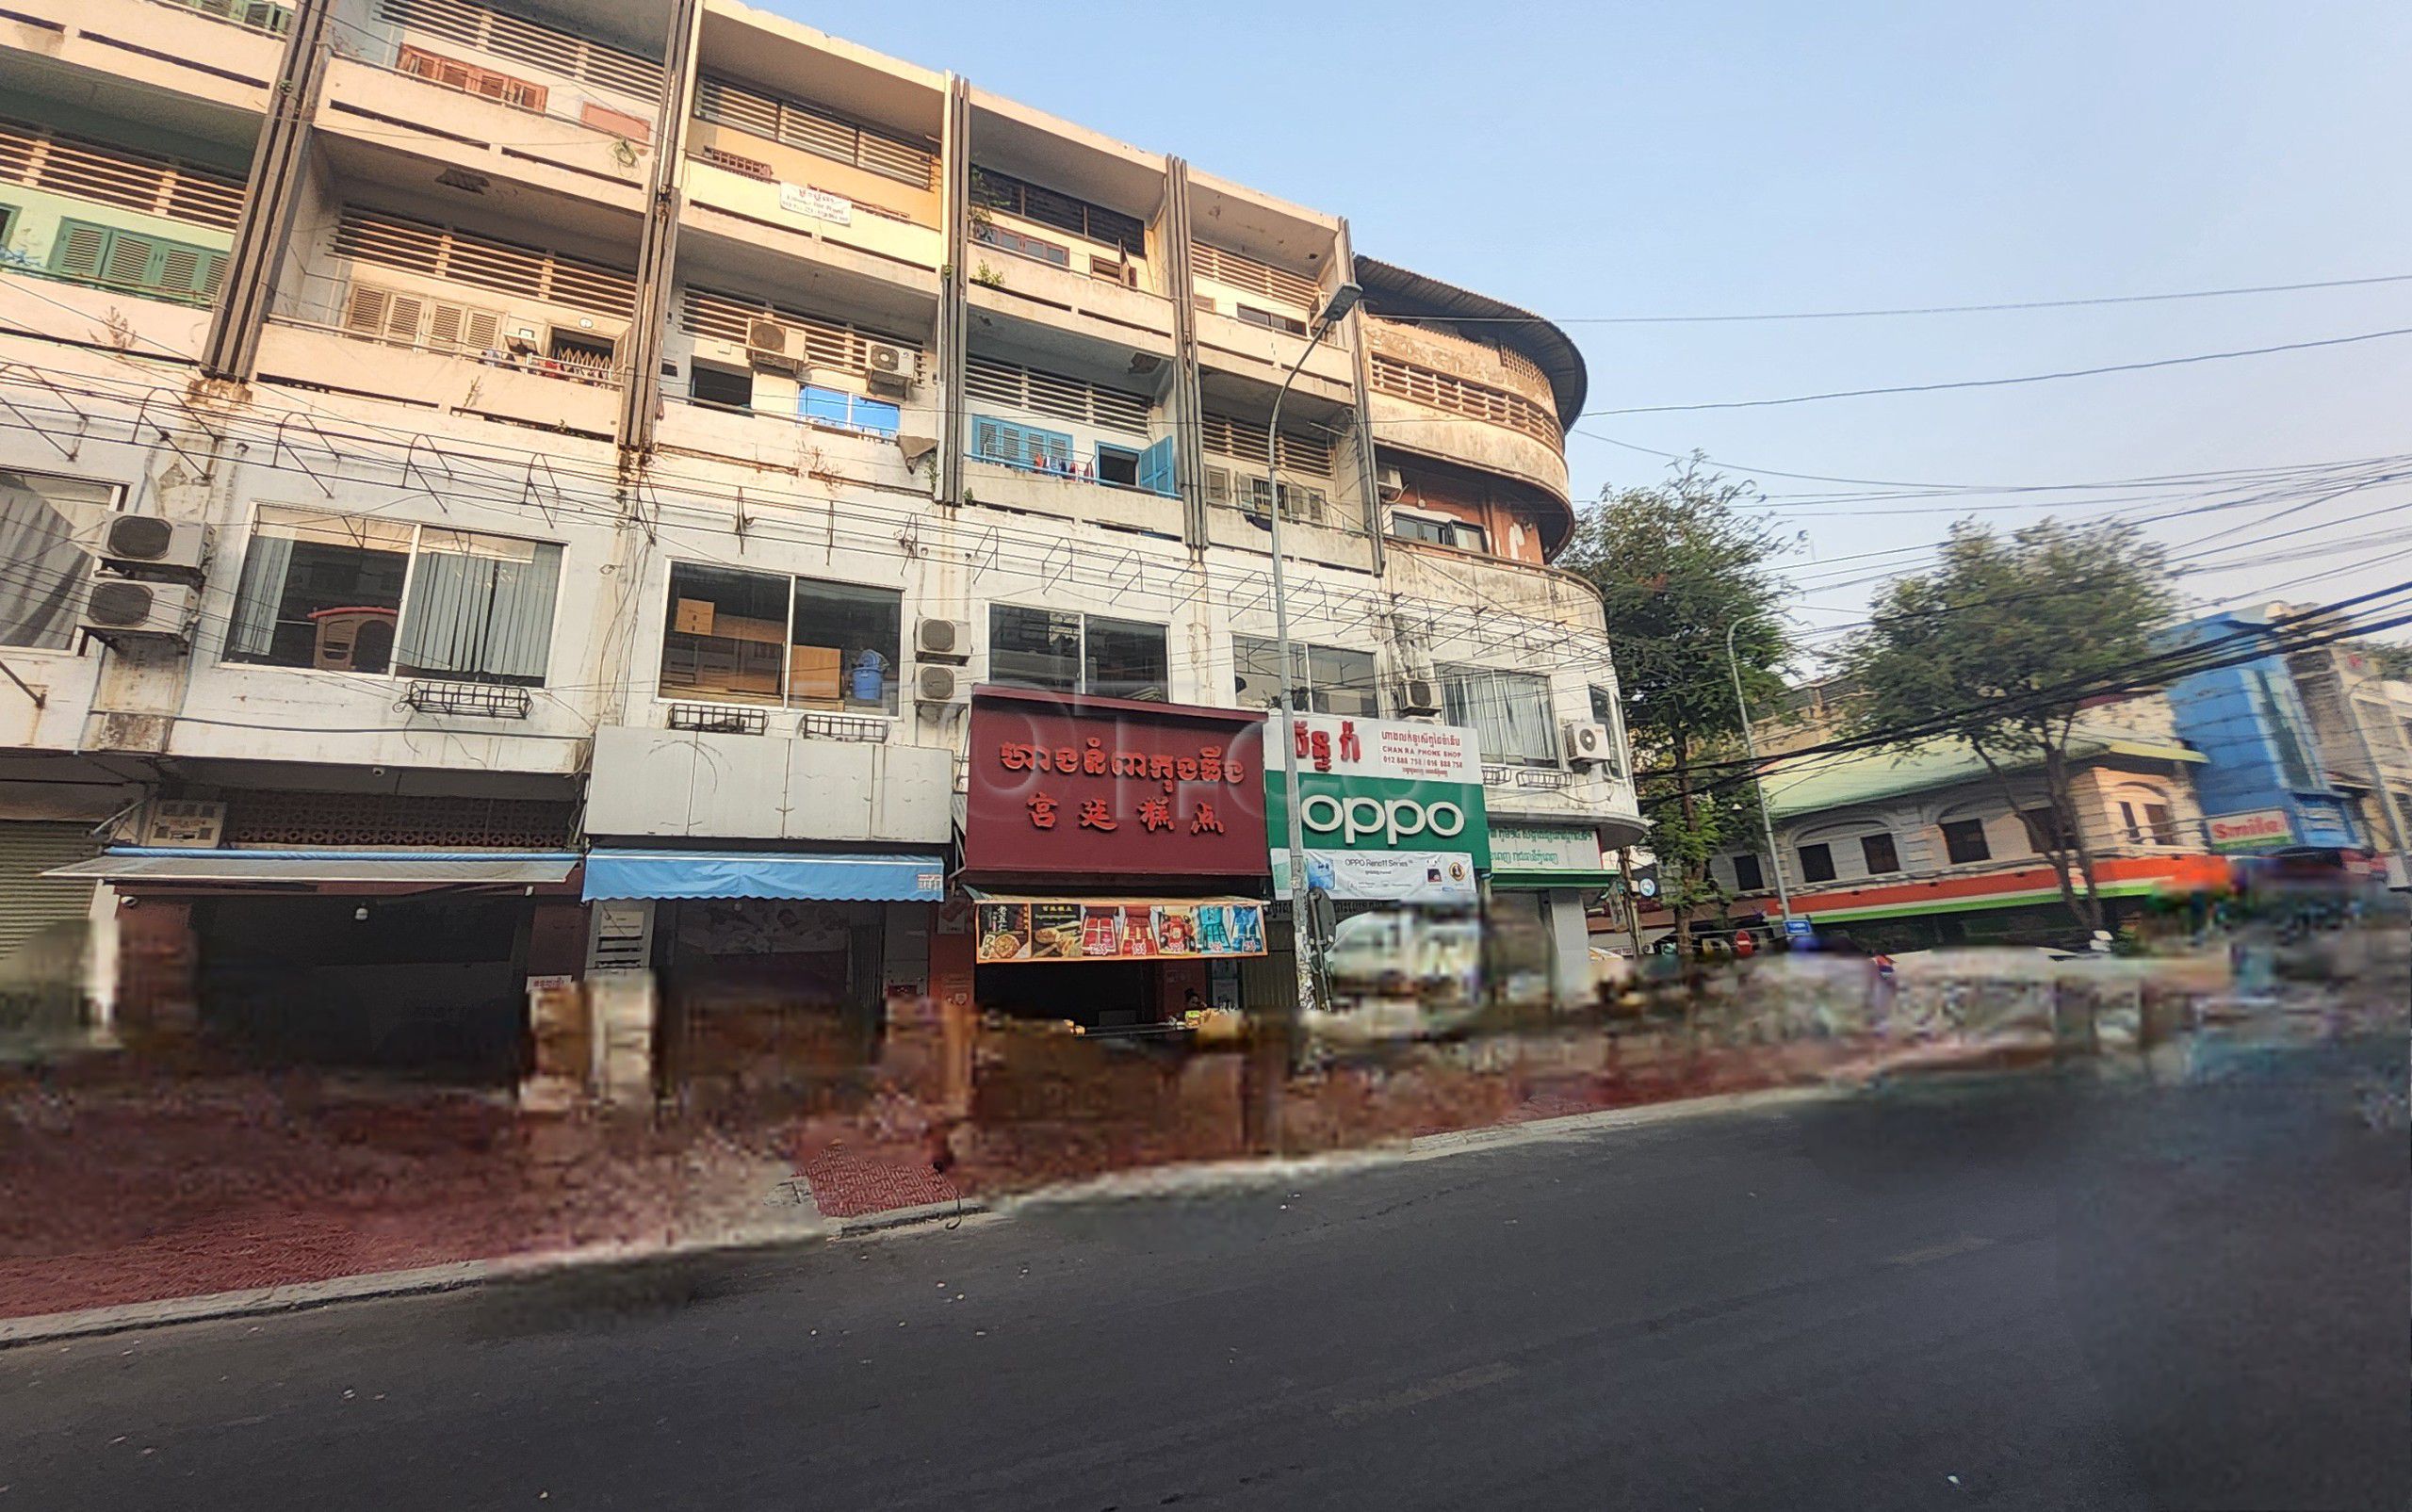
[0,821,98,963]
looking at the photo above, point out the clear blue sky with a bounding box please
[789,0,2412,649]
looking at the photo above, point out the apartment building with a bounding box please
[0,0,1640,1087]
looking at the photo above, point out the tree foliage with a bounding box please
[1836,518,2176,935]
[1559,460,1794,944]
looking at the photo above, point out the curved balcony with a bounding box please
[1362,317,1572,517]
[1380,532,1605,637]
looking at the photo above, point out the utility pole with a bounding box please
[1725,618,1792,927]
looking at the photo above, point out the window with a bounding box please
[2019,807,2069,854]
[1235,303,1309,336]
[1798,842,1836,884]
[50,220,225,303]
[396,45,548,111]
[801,385,901,437]
[225,509,563,686]
[970,415,1073,472]
[658,562,901,711]
[1389,511,1488,554]
[0,470,118,651]
[545,330,614,383]
[990,607,1166,701]
[971,219,1070,268]
[1940,819,1992,865]
[1234,636,1379,718]
[688,363,753,409]
[1730,854,1765,892]
[1094,444,1140,488]
[2143,803,2176,846]
[970,167,1143,254]
[1860,832,1900,874]
[1439,664,1556,767]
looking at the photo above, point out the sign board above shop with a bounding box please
[2204,807,2294,853]
[963,687,1271,879]
[972,897,1267,963]
[1264,715,1491,900]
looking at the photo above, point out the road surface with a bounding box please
[6,1041,2404,1510]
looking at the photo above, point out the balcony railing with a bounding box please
[150,0,293,35]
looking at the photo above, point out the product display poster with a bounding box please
[971,898,1268,962]
[1275,848,1479,903]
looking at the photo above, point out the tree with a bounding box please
[1559,459,1794,951]
[1837,518,2176,936]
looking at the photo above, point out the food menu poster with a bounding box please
[975,900,1268,963]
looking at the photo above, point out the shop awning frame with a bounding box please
[583,849,946,902]
[47,849,582,886]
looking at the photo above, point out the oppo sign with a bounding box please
[1298,792,1468,848]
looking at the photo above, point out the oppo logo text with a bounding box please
[1299,793,1466,847]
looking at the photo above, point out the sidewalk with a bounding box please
[0,1021,2168,1341]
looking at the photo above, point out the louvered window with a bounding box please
[678,287,920,379]
[966,356,1148,436]
[1191,241,1317,310]
[693,75,936,189]
[49,219,225,303]
[1369,352,1561,447]
[334,206,633,318]
[162,0,294,34]
[1199,413,1333,477]
[0,119,244,232]
[377,0,661,100]
[970,168,1143,255]
[970,416,1073,471]
[397,44,548,111]
[341,281,503,352]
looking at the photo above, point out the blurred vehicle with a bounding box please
[1311,906,1553,1043]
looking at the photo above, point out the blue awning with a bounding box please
[582,849,946,902]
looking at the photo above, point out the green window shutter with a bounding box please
[100,230,158,289]
[51,220,108,281]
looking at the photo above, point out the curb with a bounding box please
[832,1197,989,1237]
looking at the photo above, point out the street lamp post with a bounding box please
[1725,618,1792,927]
[1267,281,1362,1033]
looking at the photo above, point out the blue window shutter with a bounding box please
[856,397,901,436]
[1137,436,1175,496]
[801,385,851,426]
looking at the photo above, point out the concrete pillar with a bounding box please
[1544,887,1590,1010]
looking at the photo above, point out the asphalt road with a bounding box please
[6,1041,2405,1511]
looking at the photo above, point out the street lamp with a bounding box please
[1268,280,1361,1027]
[1725,617,1793,928]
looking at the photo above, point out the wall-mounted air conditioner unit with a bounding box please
[79,514,207,576]
[864,342,914,394]
[917,664,967,705]
[746,319,801,373]
[1376,464,1406,500]
[80,575,197,643]
[1563,720,1614,767]
[914,617,971,661]
[1396,676,1442,717]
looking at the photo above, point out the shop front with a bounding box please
[1262,713,1497,1023]
[1488,823,1621,1008]
[957,686,1271,1035]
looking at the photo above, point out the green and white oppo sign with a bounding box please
[1264,714,1491,902]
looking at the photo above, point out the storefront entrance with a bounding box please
[656,897,888,1106]
[195,894,531,1084]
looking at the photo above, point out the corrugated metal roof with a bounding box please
[1353,255,1588,428]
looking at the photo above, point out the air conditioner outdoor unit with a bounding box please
[1396,676,1442,717]
[80,514,207,575]
[916,663,967,704]
[914,617,971,660]
[80,575,197,643]
[1563,720,1615,767]
[745,319,801,373]
[1376,465,1406,500]
[140,799,225,848]
[864,342,913,394]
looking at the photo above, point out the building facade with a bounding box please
[0,0,1641,1083]
[1664,695,2227,952]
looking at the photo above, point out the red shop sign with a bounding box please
[964,686,1270,879]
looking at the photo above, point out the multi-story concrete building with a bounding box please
[0,0,1639,1085]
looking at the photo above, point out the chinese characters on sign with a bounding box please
[974,899,1268,963]
[965,689,1271,878]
